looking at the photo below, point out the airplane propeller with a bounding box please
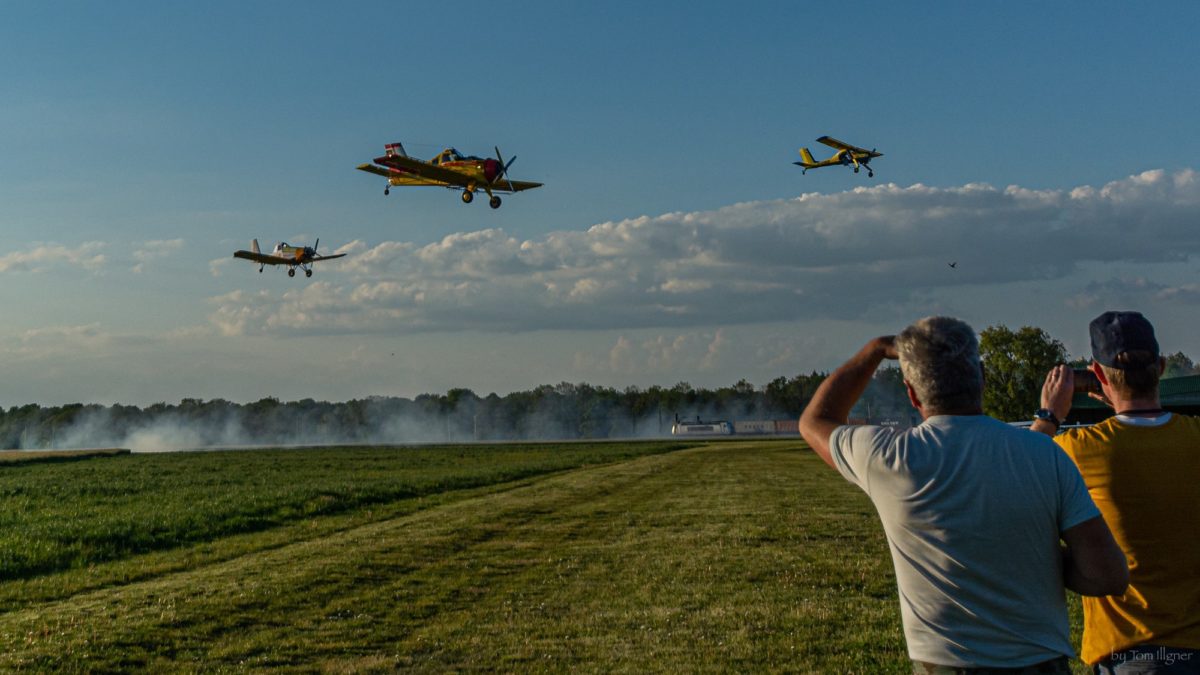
[493,146,516,192]
[303,238,320,260]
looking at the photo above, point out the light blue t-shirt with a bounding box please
[830,415,1100,668]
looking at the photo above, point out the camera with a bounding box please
[1073,368,1101,394]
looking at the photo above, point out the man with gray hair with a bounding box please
[800,316,1128,673]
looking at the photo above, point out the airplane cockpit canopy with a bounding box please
[436,148,464,164]
[435,147,486,164]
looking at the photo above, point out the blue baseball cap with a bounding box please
[1090,311,1159,369]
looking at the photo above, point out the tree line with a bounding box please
[4,324,1197,449]
[0,376,837,449]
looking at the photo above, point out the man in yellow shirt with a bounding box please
[1036,311,1200,673]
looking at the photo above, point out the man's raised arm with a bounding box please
[800,336,898,469]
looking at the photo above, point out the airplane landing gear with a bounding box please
[288,268,296,277]
[384,186,390,195]
[853,166,860,173]
[489,195,502,209]
[305,269,313,278]
[461,190,474,204]
[868,170,874,178]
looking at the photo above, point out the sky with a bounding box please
[3,2,1200,406]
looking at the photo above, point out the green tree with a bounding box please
[978,325,1067,422]
[1164,351,1200,378]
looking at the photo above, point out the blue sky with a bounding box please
[2,2,1200,406]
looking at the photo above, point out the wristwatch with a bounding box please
[1033,408,1061,429]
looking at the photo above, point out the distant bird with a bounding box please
[948,262,957,269]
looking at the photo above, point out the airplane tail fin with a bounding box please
[251,239,260,254]
[799,148,816,166]
[385,142,407,157]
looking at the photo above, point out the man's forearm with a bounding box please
[1060,518,1130,597]
[1031,419,1059,437]
[800,337,895,468]
[808,339,891,424]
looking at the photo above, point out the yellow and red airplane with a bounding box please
[356,143,542,209]
[233,239,345,278]
[794,136,883,177]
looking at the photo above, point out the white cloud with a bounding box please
[131,238,185,273]
[1067,276,1200,309]
[207,169,1200,337]
[20,323,107,346]
[208,290,272,336]
[209,256,234,277]
[576,332,721,376]
[0,242,107,274]
[699,328,729,371]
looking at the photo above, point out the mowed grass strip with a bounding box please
[0,440,910,672]
[0,442,687,588]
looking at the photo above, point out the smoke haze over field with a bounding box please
[5,377,862,451]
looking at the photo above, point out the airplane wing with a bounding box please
[311,253,347,262]
[366,155,543,193]
[817,136,872,154]
[234,250,291,266]
[370,154,474,187]
[355,163,393,178]
[499,180,543,193]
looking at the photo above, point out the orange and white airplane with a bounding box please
[356,142,542,209]
[233,239,345,278]
[794,136,883,177]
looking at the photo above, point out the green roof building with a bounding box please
[1066,374,1200,424]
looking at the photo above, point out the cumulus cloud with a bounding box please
[131,238,184,273]
[209,256,233,277]
[1067,276,1200,309]
[20,323,107,345]
[207,169,1200,336]
[575,331,725,376]
[0,242,107,273]
[0,323,115,362]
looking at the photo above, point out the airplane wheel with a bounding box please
[288,268,296,277]
[854,167,860,173]
[305,269,312,278]
[461,190,474,204]
[868,171,874,178]
[384,186,390,195]
[489,195,502,209]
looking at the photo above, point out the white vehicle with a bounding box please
[671,420,734,436]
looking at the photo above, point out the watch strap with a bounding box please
[1034,408,1060,428]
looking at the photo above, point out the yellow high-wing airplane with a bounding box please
[233,239,345,278]
[356,142,543,209]
[794,136,883,177]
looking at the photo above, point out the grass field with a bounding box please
[0,440,1086,672]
